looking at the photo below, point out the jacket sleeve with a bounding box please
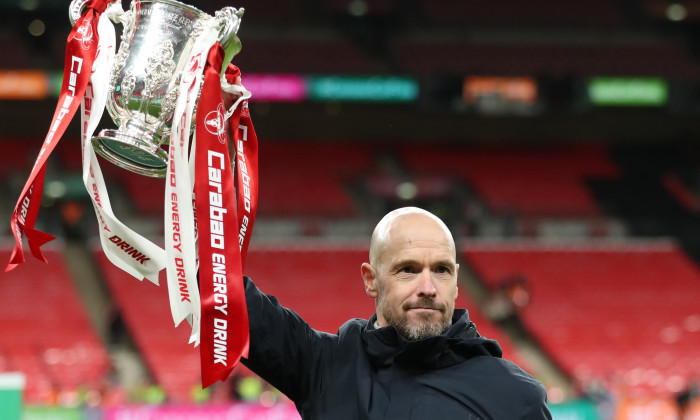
[522,388,552,420]
[240,276,334,405]
[524,402,552,420]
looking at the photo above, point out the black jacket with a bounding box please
[242,277,552,419]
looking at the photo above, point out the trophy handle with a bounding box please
[69,0,122,25]
[216,7,244,74]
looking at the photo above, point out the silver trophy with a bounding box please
[69,0,243,178]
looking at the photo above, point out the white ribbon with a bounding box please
[221,79,252,121]
[165,20,227,345]
[81,9,166,285]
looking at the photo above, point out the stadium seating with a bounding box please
[120,172,167,217]
[208,0,304,26]
[322,0,399,16]
[0,33,32,69]
[0,246,109,403]
[463,241,700,397]
[0,138,39,180]
[55,138,128,180]
[234,38,375,74]
[244,245,375,332]
[96,251,199,402]
[257,141,373,218]
[414,0,625,28]
[91,141,373,219]
[400,144,619,217]
[393,41,700,78]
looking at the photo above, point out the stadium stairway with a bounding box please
[59,241,149,393]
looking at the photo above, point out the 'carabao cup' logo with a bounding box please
[74,17,95,50]
[205,103,226,144]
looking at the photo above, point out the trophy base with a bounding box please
[92,129,168,178]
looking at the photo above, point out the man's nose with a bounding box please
[416,268,437,297]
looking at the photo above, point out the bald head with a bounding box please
[369,207,456,269]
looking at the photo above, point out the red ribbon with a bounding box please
[224,63,259,267]
[6,0,109,272]
[195,44,258,387]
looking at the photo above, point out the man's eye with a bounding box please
[435,266,450,274]
[399,266,414,273]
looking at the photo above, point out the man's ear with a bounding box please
[455,263,460,299]
[361,263,379,298]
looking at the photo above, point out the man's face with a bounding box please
[363,213,459,341]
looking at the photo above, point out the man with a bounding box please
[242,207,551,419]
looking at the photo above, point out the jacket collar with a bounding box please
[362,309,503,369]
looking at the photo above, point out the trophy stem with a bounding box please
[92,124,169,178]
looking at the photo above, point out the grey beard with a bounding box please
[375,287,453,341]
[393,314,451,341]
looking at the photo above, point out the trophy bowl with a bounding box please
[70,0,243,178]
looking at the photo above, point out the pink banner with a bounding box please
[104,404,300,420]
[243,74,306,102]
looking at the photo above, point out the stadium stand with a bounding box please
[55,138,128,180]
[400,144,619,217]
[234,38,376,74]
[414,0,626,28]
[392,41,700,77]
[257,141,373,218]
[322,0,399,16]
[0,33,32,69]
[8,0,700,414]
[463,241,700,397]
[88,141,373,220]
[120,173,167,217]
[0,138,40,181]
[244,244,376,333]
[208,0,304,26]
[96,250,199,402]
[54,138,83,174]
[0,245,110,404]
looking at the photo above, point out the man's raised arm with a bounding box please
[240,276,334,405]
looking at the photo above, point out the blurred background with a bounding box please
[2,0,700,418]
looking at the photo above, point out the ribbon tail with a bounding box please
[201,352,241,389]
[142,271,161,285]
[5,248,24,272]
[26,227,57,262]
[188,315,201,346]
